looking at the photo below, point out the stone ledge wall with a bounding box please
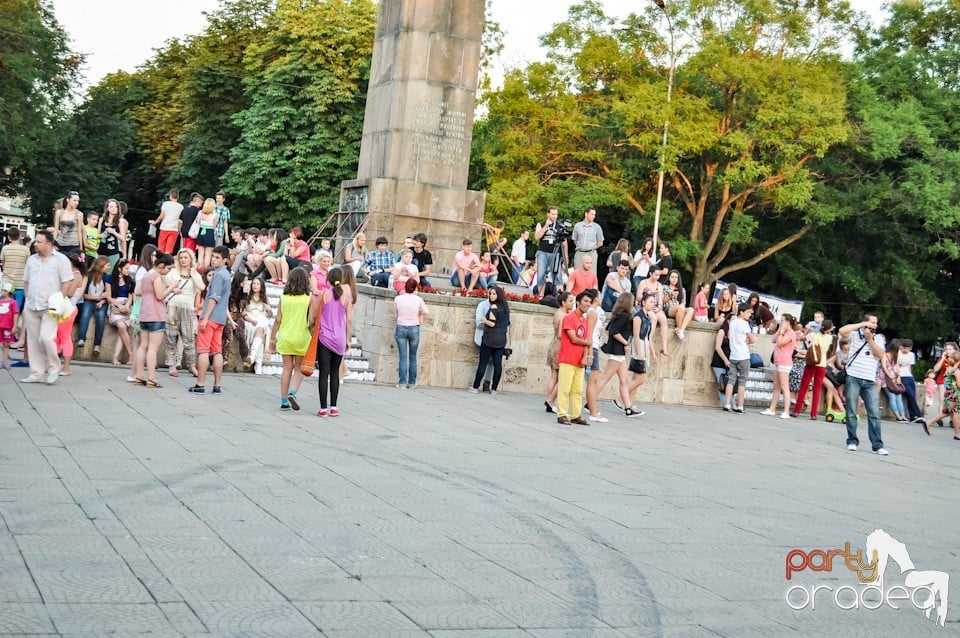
[354,285,777,407]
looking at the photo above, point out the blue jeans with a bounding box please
[395,325,420,385]
[536,250,562,291]
[883,386,904,416]
[450,272,474,288]
[478,274,498,290]
[844,375,884,450]
[370,272,391,288]
[900,376,923,420]
[77,300,107,345]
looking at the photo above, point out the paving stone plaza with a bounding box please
[1,363,957,637]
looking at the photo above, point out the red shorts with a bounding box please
[196,320,224,355]
[181,236,197,251]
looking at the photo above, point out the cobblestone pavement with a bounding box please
[1,362,957,636]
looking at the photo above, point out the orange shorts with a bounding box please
[196,320,224,355]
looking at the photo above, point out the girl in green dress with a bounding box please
[268,268,318,411]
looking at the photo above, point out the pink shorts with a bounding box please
[196,320,224,355]
[0,328,14,343]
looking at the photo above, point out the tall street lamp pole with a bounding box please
[651,0,674,259]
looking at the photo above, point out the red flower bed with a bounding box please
[419,285,541,304]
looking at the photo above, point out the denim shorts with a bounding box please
[140,321,165,332]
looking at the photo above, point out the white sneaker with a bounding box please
[490,390,498,396]
[873,448,889,456]
[847,444,857,452]
[760,409,776,416]
[588,414,609,423]
[20,374,43,383]
[780,412,791,419]
[45,367,60,385]
[468,387,478,394]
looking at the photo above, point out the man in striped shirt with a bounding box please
[838,313,888,455]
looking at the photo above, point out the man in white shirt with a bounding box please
[510,230,528,284]
[838,314,888,455]
[151,189,184,254]
[724,303,755,413]
[21,230,74,384]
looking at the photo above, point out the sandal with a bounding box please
[188,367,199,377]
[134,378,147,386]
[112,359,121,366]
[146,379,162,388]
[660,349,671,357]
[169,368,179,377]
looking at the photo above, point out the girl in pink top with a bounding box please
[392,249,420,292]
[316,267,352,417]
[693,282,710,322]
[394,278,428,388]
[763,314,800,418]
[131,253,178,388]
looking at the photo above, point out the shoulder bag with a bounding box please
[628,334,647,374]
[881,356,905,394]
[300,295,324,375]
[188,216,201,240]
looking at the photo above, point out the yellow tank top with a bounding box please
[276,293,312,355]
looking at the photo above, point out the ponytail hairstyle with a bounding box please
[327,266,344,301]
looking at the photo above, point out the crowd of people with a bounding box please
[3,196,960,449]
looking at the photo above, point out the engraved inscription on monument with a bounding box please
[410,99,468,168]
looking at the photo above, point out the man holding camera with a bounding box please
[535,207,567,297]
[572,207,604,270]
[838,314,889,455]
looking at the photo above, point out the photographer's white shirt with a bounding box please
[846,329,885,381]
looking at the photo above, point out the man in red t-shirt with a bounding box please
[556,290,597,425]
[565,255,598,297]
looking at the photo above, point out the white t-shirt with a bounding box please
[159,201,184,231]
[590,307,605,349]
[632,250,652,279]
[897,350,916,378]
[728,317,752,361]
[511,238,526,265]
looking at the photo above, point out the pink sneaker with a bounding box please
[316,409,328,417]
[329,407,339,417]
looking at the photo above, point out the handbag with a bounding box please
[628,336,646,374]
[147,223,157,239]
[805,341,822,366]
[188,217,201,240]
[882,359,905,394]
[299,296,324,375]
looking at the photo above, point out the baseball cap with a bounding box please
[2,282,14,293]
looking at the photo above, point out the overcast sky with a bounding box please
[51,0,888,88]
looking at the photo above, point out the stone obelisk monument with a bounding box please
[338,0,486,273]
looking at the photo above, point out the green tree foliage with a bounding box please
[128,39,192,177]
[28,72,157,223]
[222,0,377,228]
[0,0,78,203]
[760,0,960,342]
[478,0,855,284]
[169,0,273,201]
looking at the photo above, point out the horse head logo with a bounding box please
[866,529,949,626]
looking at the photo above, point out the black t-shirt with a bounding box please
[537,221,561,253]
[412,248,433,273]
[711,321,731,368]
[180,205,200,235]
[656,253,673,284]
[605,312,633,356]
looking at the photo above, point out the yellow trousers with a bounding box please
[557,363,585,419]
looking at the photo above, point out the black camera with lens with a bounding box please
[503,347,513,359]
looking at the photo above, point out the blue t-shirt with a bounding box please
[204,266,232,325]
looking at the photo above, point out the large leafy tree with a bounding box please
[0,0,79,206]
[169,0,273,203]
[479,0,856,284]
[757,0,960,343]
[222,0,377,228]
